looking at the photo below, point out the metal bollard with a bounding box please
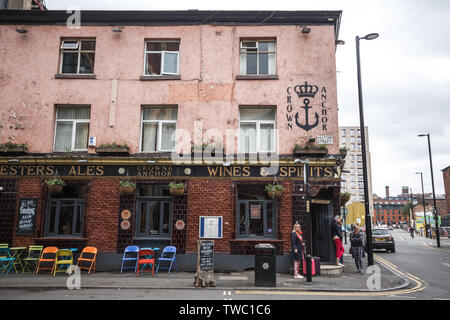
[306,254,312,282]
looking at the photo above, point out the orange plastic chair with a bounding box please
[35,247,58,275]
[76,247,97,274]
[137,249,155,277]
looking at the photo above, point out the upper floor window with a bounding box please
[144,40,180,76]
[240,40,276,75]
[141,106,177,152]
[60,39,96,74]
[239,107,276,153]
[54,105,90,152]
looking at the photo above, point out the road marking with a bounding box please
[440,262,450,268]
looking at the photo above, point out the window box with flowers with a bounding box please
[293,143,328,157]
[0,142,29,155]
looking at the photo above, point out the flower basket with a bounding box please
[47,184,64,193]
[170,188,185,196]
[267,189,283,199]
[265,184,283,199]
[45,177,66,194]
[119,180,136,194]
[169,182,185,196]
[340,192,351,207]
[119,185,135,194]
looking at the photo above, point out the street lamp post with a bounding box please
[415,172,428,238]
[356,33,379,266]
[418,134,441,247]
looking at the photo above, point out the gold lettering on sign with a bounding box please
[137,165,173,177]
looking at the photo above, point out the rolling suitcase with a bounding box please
[312,256,321,276]
[302,254,316,276]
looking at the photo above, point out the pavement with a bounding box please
[0,241,412,293]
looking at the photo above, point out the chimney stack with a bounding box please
[385,186,390,198]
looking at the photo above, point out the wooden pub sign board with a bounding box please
[194,240,216,287]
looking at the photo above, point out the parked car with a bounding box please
[371,228,395,253]
[388,225,394,230]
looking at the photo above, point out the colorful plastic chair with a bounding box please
[0,248,15,276]
[36,247,58,275]
[0,244,8,259]
[76,246,97,274]
[53,249,73,276]
[156,246,177,274]
[120,245,139,273]
[22,245,44,274]
[137,249,155,277]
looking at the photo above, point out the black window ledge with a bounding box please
[55,74,96,79]
[235,74,279,80]
[140,75,181,81]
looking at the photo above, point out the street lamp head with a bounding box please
[418,134,428,137]
[363,33,379,40]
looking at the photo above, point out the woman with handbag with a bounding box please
[350,225,365,274]
[291,223,305,279]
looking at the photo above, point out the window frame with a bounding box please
[59,39,96,75]
[239,40,276,76]
[140,106,178,153]
[143,40,180,76]
[236,200,276,239]
[238,107,277,153]
[135,199,172,239]
[53,106,90,152]
[44,197,85,237]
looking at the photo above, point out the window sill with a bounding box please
[55,74,96,79]
[235,75,279,80]
[140,75,181,81]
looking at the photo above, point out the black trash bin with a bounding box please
[254,243,276,287]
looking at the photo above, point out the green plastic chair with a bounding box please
[22,246,44,274]
[53,249,73,276]
[0,244,8,259]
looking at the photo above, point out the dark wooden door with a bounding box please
[311,203,334,263]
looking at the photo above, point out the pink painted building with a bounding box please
[0,10,344,271]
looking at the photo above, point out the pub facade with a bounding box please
[0,10,344,271]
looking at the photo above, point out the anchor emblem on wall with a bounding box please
[293,82,319,132]
[286,81,327,132]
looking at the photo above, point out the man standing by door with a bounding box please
[331,216,345,266]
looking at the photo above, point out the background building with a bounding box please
[339,126,374,224]
[373,186,412,227]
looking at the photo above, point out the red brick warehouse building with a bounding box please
[0,9,344,271]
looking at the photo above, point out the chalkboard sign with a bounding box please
[16,198,38,236]
[199,240,214,271]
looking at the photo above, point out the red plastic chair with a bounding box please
[137,249,155,277]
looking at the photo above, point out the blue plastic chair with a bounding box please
[0,248,15,276]
[156,246,177,274]
[120,246,140,273]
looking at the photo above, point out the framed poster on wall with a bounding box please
[199,216,222,239]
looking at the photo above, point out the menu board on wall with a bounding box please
[16,198,38,236]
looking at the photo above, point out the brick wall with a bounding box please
[186,179,233,253]
[12,178,44,247]
[443,168,450,214]
[0,178,18,245]
[85,179,120,252]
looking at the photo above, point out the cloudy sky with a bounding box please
[45,0,450,197]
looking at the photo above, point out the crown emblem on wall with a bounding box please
[294,81,319,98]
